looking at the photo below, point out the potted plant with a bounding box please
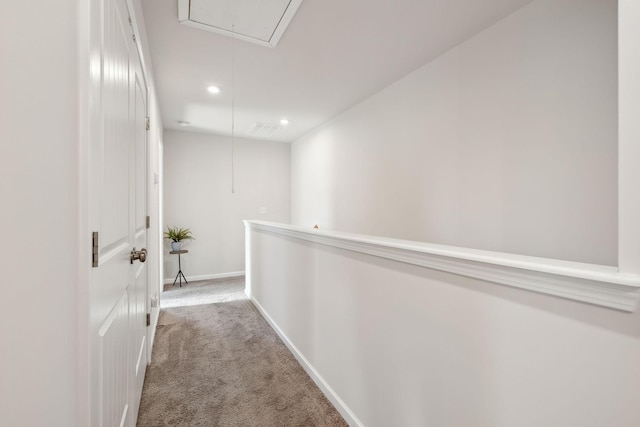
[164,226,195,251]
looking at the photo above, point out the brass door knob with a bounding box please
[130,247,147,264]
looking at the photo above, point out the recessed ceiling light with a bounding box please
[280,119,290,126]
[178,120,190,127]
[207,85,221,94]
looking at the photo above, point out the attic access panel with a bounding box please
[178,0,303,48]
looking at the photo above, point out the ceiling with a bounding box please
[140,0,533,142]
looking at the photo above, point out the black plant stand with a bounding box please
[170,250,189,287]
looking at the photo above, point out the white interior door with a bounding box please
[89,0,148,425]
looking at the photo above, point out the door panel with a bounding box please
[99,292,130,427]
[102,0,131,249]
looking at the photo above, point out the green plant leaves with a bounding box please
[163,226,195,242]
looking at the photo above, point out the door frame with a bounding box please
[124,0,163,365]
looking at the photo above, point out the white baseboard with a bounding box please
[248,293,364,427]
[163,271,245,285]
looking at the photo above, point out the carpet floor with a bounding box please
[136,277,347,426]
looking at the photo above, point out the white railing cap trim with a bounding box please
[245,220,640,311]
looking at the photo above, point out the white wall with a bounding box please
[163,130,290,280]
[0,1,79,425]
[292,0,617,266]
[246,226,640,427]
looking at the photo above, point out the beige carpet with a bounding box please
[136,277,347,426]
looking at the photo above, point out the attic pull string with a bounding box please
[230,23,236,194]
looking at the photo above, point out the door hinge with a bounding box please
[145,116,150,131]
[132,34,137,43]
[146,215,150,229]
[146,313,151,327]
[92,231,99,268]
[128,17,132,26]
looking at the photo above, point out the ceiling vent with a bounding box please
[248,122,282,138]
[178,0,303,48]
